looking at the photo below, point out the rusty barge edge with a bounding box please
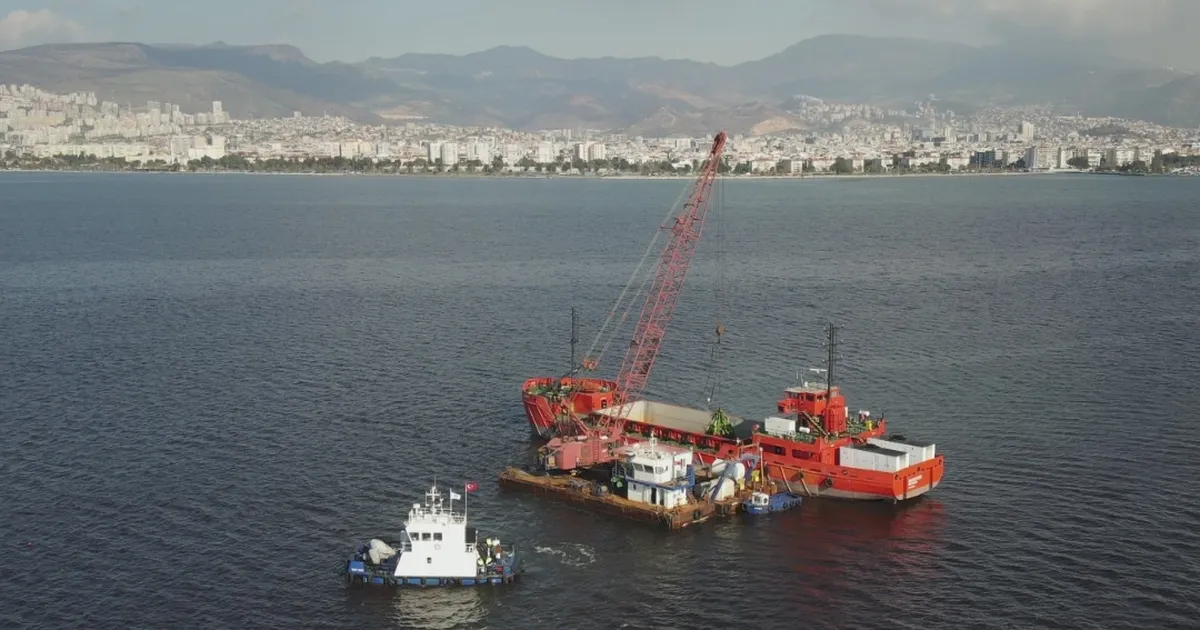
[498,466,744,530]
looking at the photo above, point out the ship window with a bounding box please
[421,533,431,541]
[600,399,608,408]
[433,533,443,541]
[427,557,432,564]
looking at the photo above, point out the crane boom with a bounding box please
[538,131,727,473]
[611,131,728,415]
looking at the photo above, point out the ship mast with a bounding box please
[824,322,838,427]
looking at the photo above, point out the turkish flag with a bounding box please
[465,482,479,493]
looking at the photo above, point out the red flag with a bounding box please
[465,482,479,493]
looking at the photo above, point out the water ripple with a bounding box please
[1,173,1198,629]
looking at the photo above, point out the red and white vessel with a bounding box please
[520,131,945,503]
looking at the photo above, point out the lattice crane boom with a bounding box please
[538,131,727,473]
[608,131,728,425]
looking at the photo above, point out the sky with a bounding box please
[0,0,1197,68]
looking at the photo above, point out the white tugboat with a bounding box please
[345,482,523,587]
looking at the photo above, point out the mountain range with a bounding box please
[2,35,1198,134]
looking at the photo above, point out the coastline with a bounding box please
[0,167,1129,180]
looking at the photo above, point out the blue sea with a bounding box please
[2,172,1198,629]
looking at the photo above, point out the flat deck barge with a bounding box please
[499,466,751,530]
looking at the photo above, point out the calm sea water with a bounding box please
[2,172,1198,630]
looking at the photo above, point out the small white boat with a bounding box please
[345,483,522,587]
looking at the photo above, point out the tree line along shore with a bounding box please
[4,151,1198,177]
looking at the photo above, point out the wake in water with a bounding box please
[532,543,596,567]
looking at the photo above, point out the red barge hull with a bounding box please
[521,378,945,503]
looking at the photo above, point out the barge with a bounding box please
[527,327,945,503]
[500,438,778,529]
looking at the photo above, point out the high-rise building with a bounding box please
[468,141,490,162]
[211,101,227,124]
[440,142,458,165]
[1019,121,1035,142]
[146,101,162,125]
[1024,146,1056,170]
[587,143,606,161]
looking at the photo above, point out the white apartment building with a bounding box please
[440,142,458,165]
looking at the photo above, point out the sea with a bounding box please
[1,171,1198,630]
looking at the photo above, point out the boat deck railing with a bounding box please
[389,541,509,555]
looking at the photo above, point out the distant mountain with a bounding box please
[358,35,1195,130]
[1,36,1196,132]
[731,35,974,102]
[1106,74,1200,128]
[0,42,392,121]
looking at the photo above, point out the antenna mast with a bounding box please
[825,323,838,420]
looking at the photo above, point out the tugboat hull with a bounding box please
[345,485,523,587]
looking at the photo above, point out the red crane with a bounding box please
[540,131,728,472]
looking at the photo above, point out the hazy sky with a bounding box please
[0,0,1195,67]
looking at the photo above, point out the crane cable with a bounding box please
[701,173,726,408]
[577,176,695,373]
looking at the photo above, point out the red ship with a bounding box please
[520,131,945,503]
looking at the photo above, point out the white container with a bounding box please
[838,446,870,469]
[764,416,797,436]
[839,445,909,472]
[868,438,935,464]
[872,449,908,473]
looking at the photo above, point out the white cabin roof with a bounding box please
[785,383,840,395]
[405,484,467,528]
[619,438,692,462]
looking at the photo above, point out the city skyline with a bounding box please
[2,0,1200,69]
[5,83,1199,177]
